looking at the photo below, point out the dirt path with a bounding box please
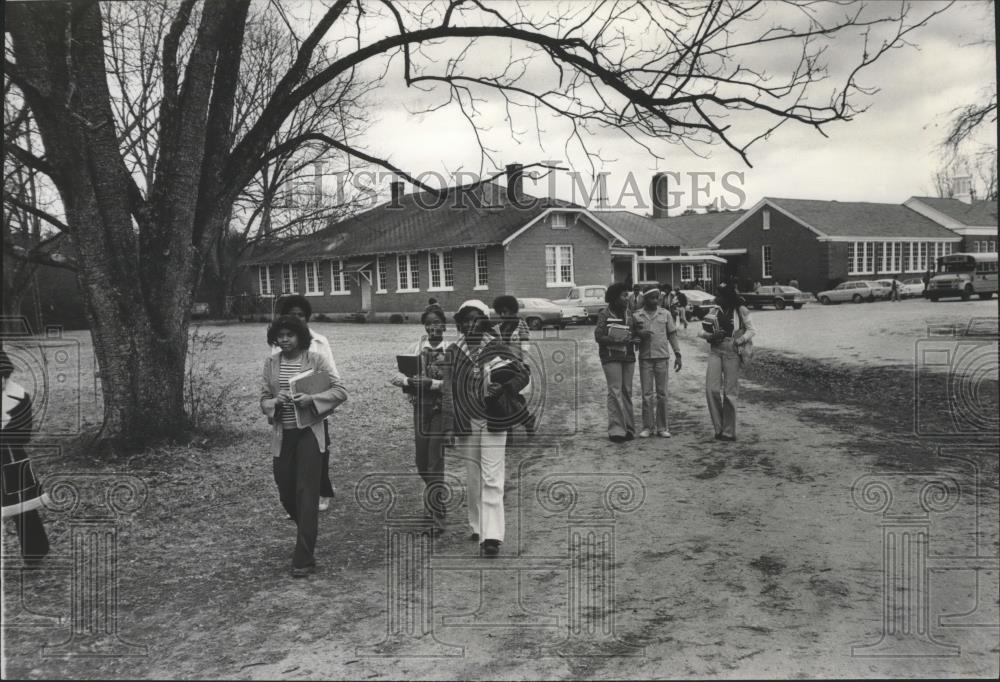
[224,331,998,680]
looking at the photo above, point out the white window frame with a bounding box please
[551,212,567,229]
[329,260,350,296]
[397,254,419,292]
[376,256,388,293]
[427,251,454,291]
[545,245,574,287]
[258,264,275,295]
[761,245,773,279]
[304,261,322,295]
[679,265,693,281]
[281,264,297,293]
[474,248,489,290]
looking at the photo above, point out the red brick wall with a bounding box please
[718,207,825,293]
[504,213,614,298]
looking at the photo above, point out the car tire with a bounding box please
[792,304,803,310]
[852,294,864,303]
[819,296,831,305]
[979,292,994,300]
[929,295,939,302]
[753,304,763,310]
[526,317,544,331]
[558,323,568,330]
[774,299,786,310]
[961,285,973,301]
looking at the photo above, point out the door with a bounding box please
[360,272,372,311]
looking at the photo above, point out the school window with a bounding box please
[761,245,773,279]
[304,261,321,295]
[474,248,489,289]
[990,241,997,252]
[428,251,454,290]
[762,207,770,230]
[551,212,567,228]
[281,264,296,293]
[680,265,693,281]
[397,254,419,291]
[545,245,574,286]
[693,264,706,282]
[376,256,388,293]
[258,265,276,295]
[329,260,349,294]
[864,241,876,274]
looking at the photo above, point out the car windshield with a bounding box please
[567,289,579,298]
[778,287,800,293]
[523,299,557,309]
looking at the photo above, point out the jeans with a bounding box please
[602,361,635,437]
[454,418,508,542]
[706,339,741,438]
[273,428,322,568]
[639,358,669,432]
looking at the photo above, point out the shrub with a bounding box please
[185,326,241,429]
[389,313,405,324]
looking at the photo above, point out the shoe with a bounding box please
[470,532,480,541]
[609,435,626,443]
[658,430,672,438]
[624,431,635,441]
[481,539,501,557]
[718,434,736,442]
[638,429,651,438]
[291,565,315,578]
[318,497,332,511]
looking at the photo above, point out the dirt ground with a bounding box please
[2,298,997,679]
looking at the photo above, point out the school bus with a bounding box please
[927,252,998,301]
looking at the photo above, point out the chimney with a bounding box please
[313,162,324,207]
[952,175,973,204]
[651,172,670,219]
[506,163,524,204]
[390,180,405,205]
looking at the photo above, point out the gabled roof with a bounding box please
[246,182,581,265]
[649,210,746,249]
[906,196,997,227]
[714,198,961,244]
[595,210,685,247]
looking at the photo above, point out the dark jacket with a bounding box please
[2,380,49,518]
[594,307,637,364]
[441,335,530,435]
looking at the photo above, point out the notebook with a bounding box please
[288,369,334,428]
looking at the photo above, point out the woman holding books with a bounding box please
[390,302,452,534]
[595,282,637,443]
[441,300,529,557]
[275,294,337,511]
[260,315,348,578]
[697,282,756,441]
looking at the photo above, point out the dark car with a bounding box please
[742,285,813,310]
[191,302,211,319]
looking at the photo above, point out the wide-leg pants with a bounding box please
[273,428,322,568]
[602,361,635,438]
[414,407,446,527]
[639,358,669,432]
[454,418,508,543]
[706,339,741,439]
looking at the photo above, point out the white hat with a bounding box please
[457,299,492,317]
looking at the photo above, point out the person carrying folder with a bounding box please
[390,302,451,533]
[260,315,348,578]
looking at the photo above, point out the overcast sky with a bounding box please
[303,0,997,213]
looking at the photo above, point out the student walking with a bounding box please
[492,295,536,436]
[1,348,50,565]
[441,300,529,557]
[260,316,348,577]
[698,283,756,441]
[595,282,637,443]
[391,303,451,533]
[275,295,338,511]
[632,287,683,438]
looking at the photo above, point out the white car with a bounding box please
[816,281,878,304]
[552,284,607,322]
[900,278,925,298]
[678,289,720,319]
[547,300,588,325]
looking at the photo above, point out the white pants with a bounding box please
[454,418,508,543]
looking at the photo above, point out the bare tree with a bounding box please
[5,0,954,450]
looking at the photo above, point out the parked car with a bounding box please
[868,280,894,300]
[516,298,566,330]
[552,284,607,322]
[550,300,589,325]
[191,302,211,319]
[742,285,812,310]
[678,289,720,319]
[816,281,878,304]
[900,278,925,298]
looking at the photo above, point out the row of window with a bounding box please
[257,245,577,296]
[970,240,998,253]
[846,241,955,275]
